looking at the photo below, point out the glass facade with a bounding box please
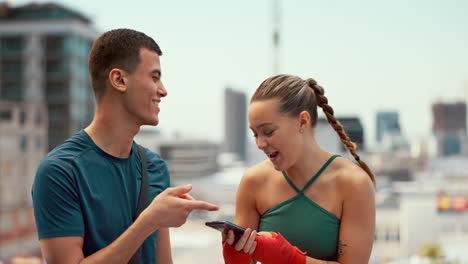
[0,32,94,150]
[0,4,97,261]
[0,36,24,101]
[41,34,95,149]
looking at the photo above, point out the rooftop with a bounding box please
[0,2,91,24]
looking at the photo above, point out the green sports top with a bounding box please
[259,155,341,261]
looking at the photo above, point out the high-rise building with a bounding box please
[0,2,98,150]
[376,111,401,143]
[315,116,365,154]
[0,3,97,261]
[0,100,47,260]
[432,102,466,156]
[375,111,409,152]
[224,88,247,161]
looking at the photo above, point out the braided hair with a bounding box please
[251,74,375,183]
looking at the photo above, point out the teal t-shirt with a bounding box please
[32,130,170,264]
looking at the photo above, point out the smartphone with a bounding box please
[205,220,246,244]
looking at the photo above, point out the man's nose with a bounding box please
[159,82,167,97]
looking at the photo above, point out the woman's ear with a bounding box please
[298,110,311,130]
[108,68,127,93]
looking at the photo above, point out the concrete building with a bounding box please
[376,111,401,143]
[0,2,98,150]
[432,102,467,156]
[315,116,365,155]
[376,111,409,152]
[370,151,416,182]
[0,101,47,260]
[224,88,247,162]
[0,3,98,261]
[160,140,219,179]
[134,126,161,154]
[372,157,468,264]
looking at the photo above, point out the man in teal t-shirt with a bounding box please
[32,29,218,264]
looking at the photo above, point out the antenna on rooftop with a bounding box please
[272,0,281,74]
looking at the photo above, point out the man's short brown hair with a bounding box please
[88,28,162,100]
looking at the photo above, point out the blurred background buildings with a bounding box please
[1,1,467,264]
[0,2,97,261]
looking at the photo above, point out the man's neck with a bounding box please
[85,105,140,159]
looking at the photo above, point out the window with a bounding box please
[0,36,23,54]
[45,57,66,75]
[19,110,26,125]
[20,135,27,152]
[0,110,12,121]
[0,80,23,101]
[1,58,23,79]
[34,110,42,125]
[46,80,69,103]
[385,229,390,241]
[44,36,64,53]
[35,135,43,149]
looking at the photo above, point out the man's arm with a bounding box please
[156,228,172,264]
[40,185,218,264]
[41,214,154,264]
[40,236,84,263]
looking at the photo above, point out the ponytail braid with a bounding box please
[306,78,376,183]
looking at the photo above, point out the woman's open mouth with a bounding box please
[267,151,279,161]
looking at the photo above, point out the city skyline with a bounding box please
[1,3,468,262]
[8,0,468,146]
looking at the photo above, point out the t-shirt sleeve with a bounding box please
[145,148,170,193]
[32,158,84,239]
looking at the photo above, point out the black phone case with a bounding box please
[205,221,245,244]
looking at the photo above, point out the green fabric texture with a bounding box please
[32,130,170,264]
[259,155,341,261]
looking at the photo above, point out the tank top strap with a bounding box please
[281,170,302,193]
[300,155,340,193]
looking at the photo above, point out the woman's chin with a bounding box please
[272,161,286,171]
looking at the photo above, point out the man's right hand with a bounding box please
[139,184,219,231]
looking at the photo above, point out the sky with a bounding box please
[12,0,468,146]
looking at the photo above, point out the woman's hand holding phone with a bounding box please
[224,228,257,253]
[222,228,257,264]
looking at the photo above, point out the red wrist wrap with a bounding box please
[222,241,252,264]
[253,232,306,264]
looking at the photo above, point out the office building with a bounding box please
[0,101,47,260]
[0,3,97,261]
[432,102,466,156]
[315,116,365,154]
[224,88,247,161]
[376,111,401,143]
[0,2,98,150]
[160,140,219,179]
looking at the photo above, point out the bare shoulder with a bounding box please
[240,160,275,188]
[333,157,375,197]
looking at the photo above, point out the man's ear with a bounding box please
[108,68,127,93]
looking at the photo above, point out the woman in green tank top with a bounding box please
[222,74,376,264]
